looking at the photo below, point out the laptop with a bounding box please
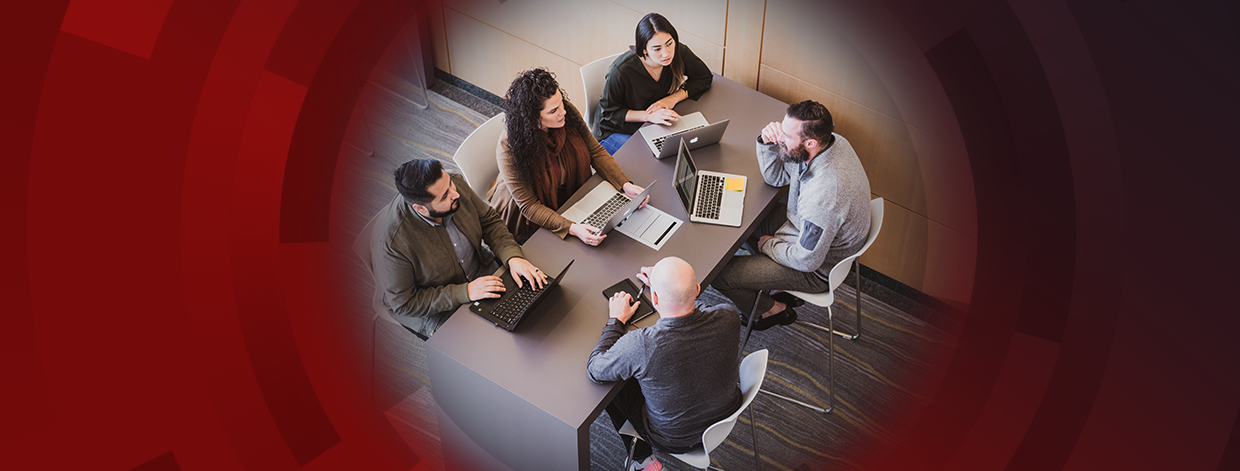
[560,180,655,235]
[469,260,574,331]
[673,139,746,226]
[638,112,730,159]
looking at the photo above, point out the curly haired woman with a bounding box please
[487,68,648,245]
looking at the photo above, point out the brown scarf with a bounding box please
[536,126,591,209]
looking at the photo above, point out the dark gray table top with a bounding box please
[428,74,789,430]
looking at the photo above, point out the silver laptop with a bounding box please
[673,139,745,226]
[639,112,729,159]
[561,180,655,234]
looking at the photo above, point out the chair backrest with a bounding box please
[453,112,506,200]
[580,52,622,133]
[696,350,770,459]
[353,208,399,326]
[353,210,380,274]
[826,197,885,290]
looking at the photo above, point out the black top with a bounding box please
[592,43,713,140]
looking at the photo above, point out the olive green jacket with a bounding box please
[373,173,524,337]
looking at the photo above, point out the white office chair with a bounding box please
[353,207,416,402]
[747,198,884,414]
[452,112,506,200]
[581,52,622,134]
[620,349,770,471]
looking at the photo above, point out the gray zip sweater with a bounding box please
[756,133,871,279]
[586,302,742,449]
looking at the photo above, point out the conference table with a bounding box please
[426,74,788,471]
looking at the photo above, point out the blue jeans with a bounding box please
[598,132,632,155]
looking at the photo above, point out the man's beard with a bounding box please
[778,141,811,164]
[426,198,460,218]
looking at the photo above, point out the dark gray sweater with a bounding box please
[586,302,742,448]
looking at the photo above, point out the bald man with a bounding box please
[586,257,742,470]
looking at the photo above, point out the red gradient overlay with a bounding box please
[60,0,175,60]
[2,0,1238,469]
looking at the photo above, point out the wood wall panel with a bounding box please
[757,65,977,239]
[445,9,585,108]
[446,0,638,66]
[862,195,927,296]
[861,197,976,305]
[607,0,727,47]
[759,0,903,122]
[723,0,765,88]
[907,125,977,238]
[428,0,449,73]
[758,66,928,220]
[922,212,977,306]
[763,0,967,146]
[678,29,723,75]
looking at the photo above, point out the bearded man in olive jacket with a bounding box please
[370,159,547,339]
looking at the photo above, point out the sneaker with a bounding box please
[630,456,662,471]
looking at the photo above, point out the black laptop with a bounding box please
[468,260,573,331]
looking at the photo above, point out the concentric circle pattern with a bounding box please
[3,1,1238,469]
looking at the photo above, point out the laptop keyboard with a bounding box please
[582,192,631,230]
[652,124,707,152]
[695,174,725,220]
[492,283,545,326]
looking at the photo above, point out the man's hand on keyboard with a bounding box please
[467,275,506,301]
[508,257,548,289]
[622,182,650,209]
[570,223,607,246]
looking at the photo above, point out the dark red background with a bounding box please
[3,0,1238,469]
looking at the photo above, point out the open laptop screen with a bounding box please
[673,140,697,212]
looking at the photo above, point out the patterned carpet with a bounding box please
[334,69,963,470]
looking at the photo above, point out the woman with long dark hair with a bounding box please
[488,68,647,245]
[593,12,714,154]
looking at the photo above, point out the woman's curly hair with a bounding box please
[502,68,587,193]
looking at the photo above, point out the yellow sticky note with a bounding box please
[726,177,745,192]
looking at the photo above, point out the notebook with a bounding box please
[601,278,656,325]
[561,180,655,235]
[468,260,574,331]
[638,112,730,159]
[672,139,746,226]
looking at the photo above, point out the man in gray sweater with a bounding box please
[711,100,871,330]
[587,257,742,470]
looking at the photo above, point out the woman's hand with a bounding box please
[645,108,680,125]
[645,94,682,114]
[570,223,606,247]
[622,182,650,209]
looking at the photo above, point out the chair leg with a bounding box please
[794,263,863,340]
[739,290,763,358]
[759,304,834,414]
[749,403,761,471]
[851,259,862,340]
[624,436,637,471]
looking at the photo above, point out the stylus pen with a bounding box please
[628,280,655,325]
